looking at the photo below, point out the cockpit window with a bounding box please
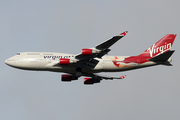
[16,53,20,55]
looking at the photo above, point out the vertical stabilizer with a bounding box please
[140,34,176,58]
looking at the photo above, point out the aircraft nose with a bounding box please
[5,58,15,67]
[5,59,9,65]
[4,59,10,65]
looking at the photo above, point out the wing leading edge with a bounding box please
[83,73,126,85]
[75,31,128,60]
[95,31,128,49]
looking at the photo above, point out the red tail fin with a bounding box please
[140,34,176,58]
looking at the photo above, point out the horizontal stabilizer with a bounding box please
[148,50,175,63]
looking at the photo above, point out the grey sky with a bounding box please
[1,0,180,120]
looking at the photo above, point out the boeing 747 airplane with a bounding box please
[5,31,176,84]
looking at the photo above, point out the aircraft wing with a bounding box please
[75,31,128,60]
[83,73,126,84]
[89,73,126,80]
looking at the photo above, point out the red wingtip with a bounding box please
[120,31,128,36]
[120,75,126,79]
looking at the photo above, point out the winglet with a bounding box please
[120,75,126,79]
[120,31,128,36]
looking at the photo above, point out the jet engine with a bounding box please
[82,49,100,55]
[84,77,100,85]
[61,74,78,81]
[60,58,76,65]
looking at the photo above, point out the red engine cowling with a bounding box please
[82,49,93,55]
[60,58,70,65]
[84,78,94,84]
[82,49,100,55]
[84,77,100,85]
[61,74,78,81]
[60,58,76,65]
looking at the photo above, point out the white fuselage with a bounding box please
[5,52,158,74]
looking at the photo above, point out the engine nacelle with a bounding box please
[60,58,76,65]
[82,49,100,55]
[84,77,100,85]
[61,74,78,81]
